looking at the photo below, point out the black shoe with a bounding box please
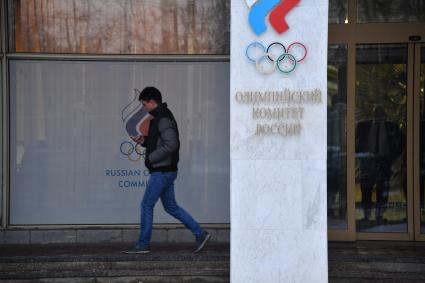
[194,231,211,253]
[123,244,150,254]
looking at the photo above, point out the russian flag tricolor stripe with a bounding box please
[247,0,300,36]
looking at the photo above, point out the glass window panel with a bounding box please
[10,60,230,225]
[355,44,407,233]
[329,0,348,24]
[327,44,348,230]
[8,0,230,54]
[420,44,425,234]
[0,61,2,225]
[357,0,425,23]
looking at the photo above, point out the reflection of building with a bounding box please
[0,0,425,243]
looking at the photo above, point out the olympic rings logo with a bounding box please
[120,141,145,162]
[245,41,307,75]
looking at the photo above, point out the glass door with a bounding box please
[417,43,425,239]
[355,44,408,236]
[353,42,425,240]
[327,0,425,242]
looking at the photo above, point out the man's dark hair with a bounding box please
[138,87,162,104]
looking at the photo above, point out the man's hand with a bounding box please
[131,135,145,145]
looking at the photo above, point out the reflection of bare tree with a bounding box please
[358,0,425,23]
[328,0,347,24]
[357,64,405,124]
[356,45,407,127]
[13,0,230,54]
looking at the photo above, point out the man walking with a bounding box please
[126,86,211,254]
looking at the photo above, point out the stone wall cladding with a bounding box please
[4,230,30,244]
[31,230,77,244]
[0,230,4,244]
[0,227,230,245]
[76,229,122,243]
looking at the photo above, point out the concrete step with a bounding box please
[0,243,229,283]
[329,241,425,282]
[0,276,228,283]
[2,241,425,282]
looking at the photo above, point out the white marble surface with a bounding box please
[231,0,328,282]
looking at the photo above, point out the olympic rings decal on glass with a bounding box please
[120,141,145,162]
[245,41,307,75]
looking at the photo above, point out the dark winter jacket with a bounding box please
[355,119,404,161]
[143,103,180,172]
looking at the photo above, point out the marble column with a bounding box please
[230,0,329,282]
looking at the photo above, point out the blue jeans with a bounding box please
[138,171,203,247]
